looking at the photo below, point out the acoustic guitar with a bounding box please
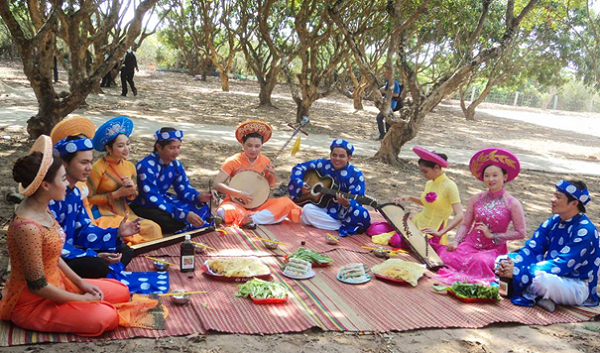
[294,169,378,208]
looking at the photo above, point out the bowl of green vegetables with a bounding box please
[236,278,289,304]
[433,282,501,303]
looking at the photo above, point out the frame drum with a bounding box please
[228,170,271,209]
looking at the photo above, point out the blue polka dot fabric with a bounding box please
[107,262,170,294]
[49,186,120,260]
[132,152,211,232]
[509,213,599,306]
[289,158,371,236]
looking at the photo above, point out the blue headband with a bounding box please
[155,129,184,142]
[556,180,591,205]
[93,116,134,152]
[330,139,354,156]
[54,137,94,156]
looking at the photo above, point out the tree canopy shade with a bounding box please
[0,0,159,137]
[331,0,541,165]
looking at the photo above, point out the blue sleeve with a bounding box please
[288,159,320,199]
[137,161,187,221]
[509,216,554,264]
[72,203,121,251]
[61,242,98,260]
[173,161,200,203]
[347,167,366,196]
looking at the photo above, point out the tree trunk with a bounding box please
[352,84,366,110]
[295,98,312,122]
[540,87,557,109]
[373,108,419,166]
[219,70,230,91]
[464,82,495,121]
[258,72,278,106]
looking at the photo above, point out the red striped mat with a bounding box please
[2,217,599,346]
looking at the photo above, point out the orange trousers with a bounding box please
[218,197,301,226]
[11,279,129,336]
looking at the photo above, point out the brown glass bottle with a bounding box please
[180,235,195,272]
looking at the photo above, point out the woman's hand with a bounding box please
[98,252,122,265]
[334,193,350,207]
[78,280,104,301]
[264,164,276,186]
[121,176,134,188]
[117,214,142,238]
[113,185,136,199]
[475,222,493,239]
[237,191,253,205]
[446,242,459,251]
[393,195,410,205]
[421,227,443,237]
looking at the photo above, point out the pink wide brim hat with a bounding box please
[18,135,54,196]
[469,147,520,182]
[412,146,449,168]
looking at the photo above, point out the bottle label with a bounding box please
[181,255,195,270]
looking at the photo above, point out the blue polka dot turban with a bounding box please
[155,129,184,142]
[330,139,354,156]
[54,136,94,156]
[556,179,591,205]
[93,116,134,151]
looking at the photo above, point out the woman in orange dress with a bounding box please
[213,120,301,226]
[87,116,162,243]
[0,136,130,336]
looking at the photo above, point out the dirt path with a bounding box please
[1,64,600,352]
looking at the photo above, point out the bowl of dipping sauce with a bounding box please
[326,234,339,245]
[170,289,191,305]
[153,261,170,271]
[373,247,389,259]
[264,241,279,250]
[194,243,206,254]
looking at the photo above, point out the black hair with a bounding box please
[13,152,63,190]
[242,132,264,144]
[417,152,448,169]
[482,164,507,177]
[60,134,89,164]
[105,133,127,151]
[562,180,587,213]
[154,127,178,152]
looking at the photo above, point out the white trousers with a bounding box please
[216,208,285,225]
[300,203,341,230]
[524,271,589,306]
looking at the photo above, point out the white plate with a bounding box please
[337,273,371,285]
[282,269,316,280]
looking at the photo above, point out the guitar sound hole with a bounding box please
[312,184,322,193]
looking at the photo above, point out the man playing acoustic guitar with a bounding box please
[289,139,372,237]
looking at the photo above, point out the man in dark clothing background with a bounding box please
[121,49,139,96]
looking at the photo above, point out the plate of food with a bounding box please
[371,259,427,286]
[432,282,501,303]
[337,263,371,284]
[236,278,289,304]
[202,258,272,282]
[282,258,315,280]
[284,248,333,267]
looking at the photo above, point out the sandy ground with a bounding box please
[1,63,600,352]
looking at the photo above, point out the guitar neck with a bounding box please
[320,187,378,207]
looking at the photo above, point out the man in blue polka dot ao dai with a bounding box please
[288,139,371,237]
[130,128,212,234]
[497,180,599,310]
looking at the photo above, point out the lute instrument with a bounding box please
[229,116,309,209]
